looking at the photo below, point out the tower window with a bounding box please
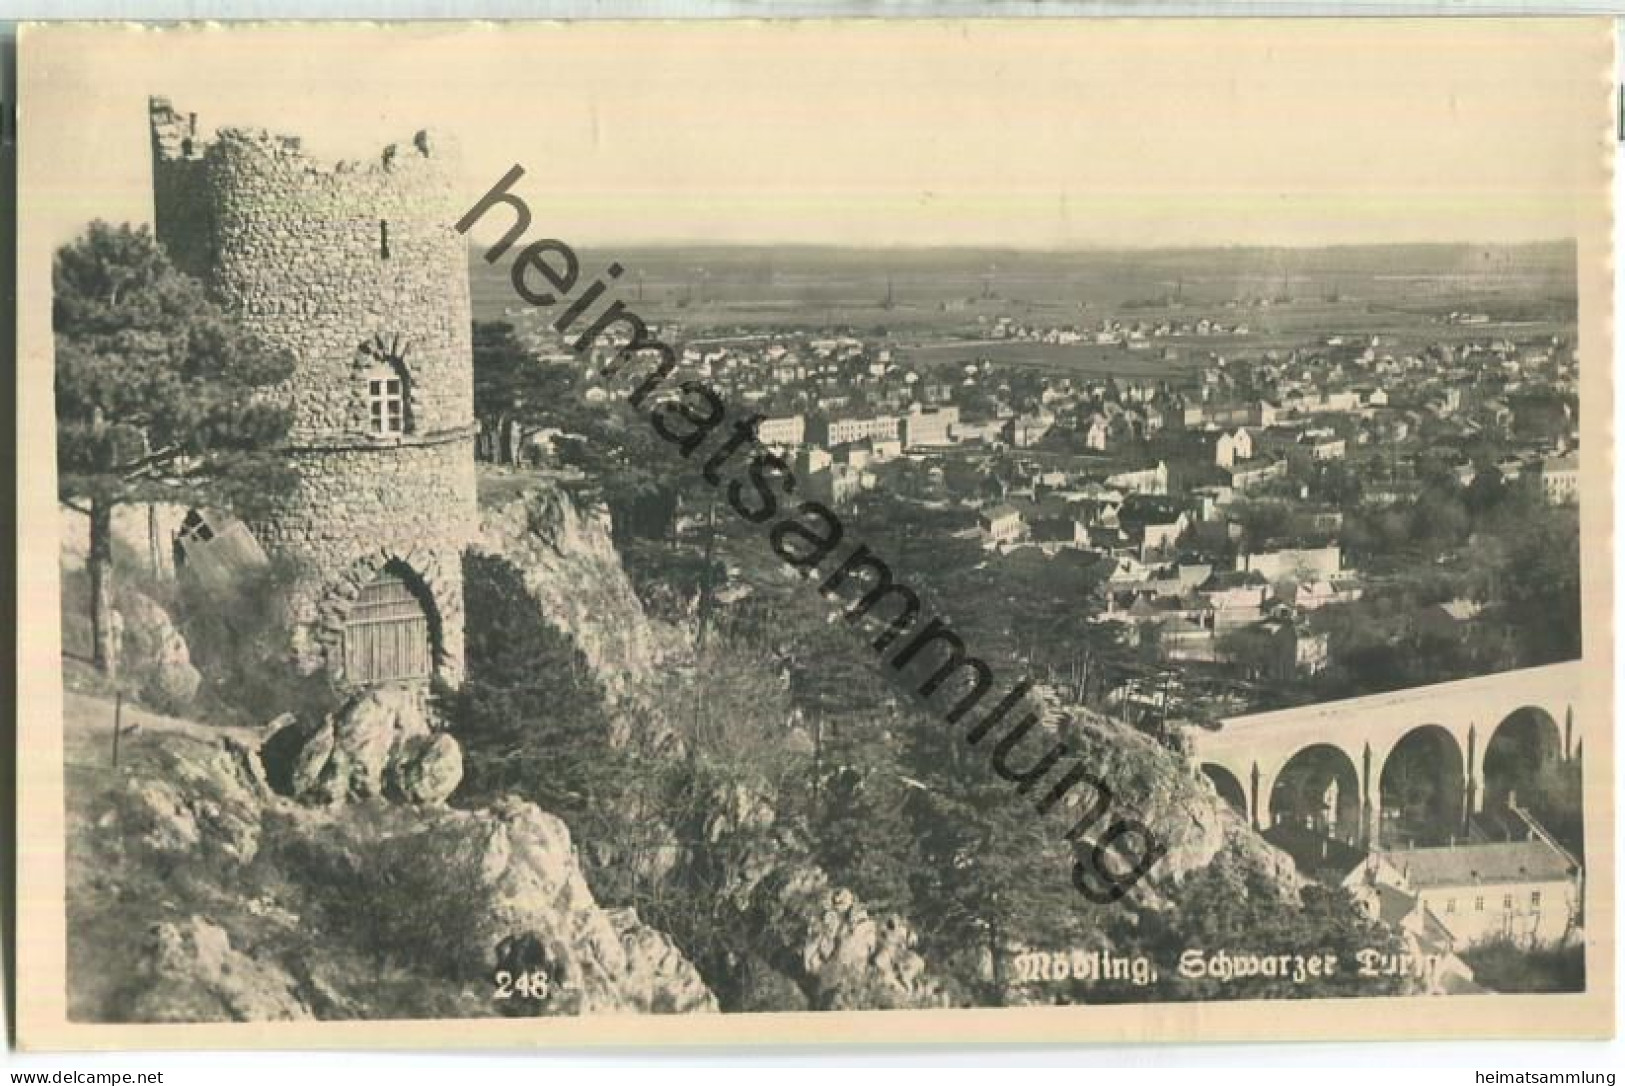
[369,376,404,435]
[379,220,391,260]
[178,508,215,543]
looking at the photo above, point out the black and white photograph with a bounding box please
[12,17,1616,1048]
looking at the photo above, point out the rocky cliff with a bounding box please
[467,485,951,1010]
[65,691,715,1021]
[67,481,1307,1020]
[472,487,681,709]
[1059,712,1302,904]
[466,486,1303,1005]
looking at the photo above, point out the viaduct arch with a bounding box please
[1190,662,1584,847]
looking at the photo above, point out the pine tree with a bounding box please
[471,320,580,464]
[54,222,295,677]
[898,698,1095,1006]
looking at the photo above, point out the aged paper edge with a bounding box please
[11,16,1617,1050]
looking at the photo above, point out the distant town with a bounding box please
[484,245,1579,718]
[467,243,1583,992]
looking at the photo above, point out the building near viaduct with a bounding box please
[149,97,476,689]
[1192,662,1588,949]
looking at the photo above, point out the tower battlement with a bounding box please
[151,95,454,168]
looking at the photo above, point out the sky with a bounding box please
[19,19,1615,252]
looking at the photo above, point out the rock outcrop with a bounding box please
[607,908,718,1015]
[108,732,270,865]
[388,798,719,1015]
[68,702,718,1022]
[473,488,679,707]
[685,782,946,1011]
[1060,713,1231,899]
[392,732,465,805]
[1052,711,1307,904]
[262,686,464,807]
[118,589,202,712]
[127,916,312,1023]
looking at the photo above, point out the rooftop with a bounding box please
[1383,837,1577,889]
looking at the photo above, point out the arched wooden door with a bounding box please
[343,568,436,685]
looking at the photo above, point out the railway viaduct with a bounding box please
[1190,662,1586,846]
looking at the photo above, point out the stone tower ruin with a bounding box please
[149,97,476,689]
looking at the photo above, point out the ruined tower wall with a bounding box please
[150,97,476,685]
[148,100,214,282]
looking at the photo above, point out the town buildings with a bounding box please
[1380,830,1581,949]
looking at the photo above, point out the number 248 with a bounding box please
[493,969,552,1000]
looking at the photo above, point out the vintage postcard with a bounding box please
[13,18,1616,1048]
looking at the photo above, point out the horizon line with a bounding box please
[464,237,1579,256]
